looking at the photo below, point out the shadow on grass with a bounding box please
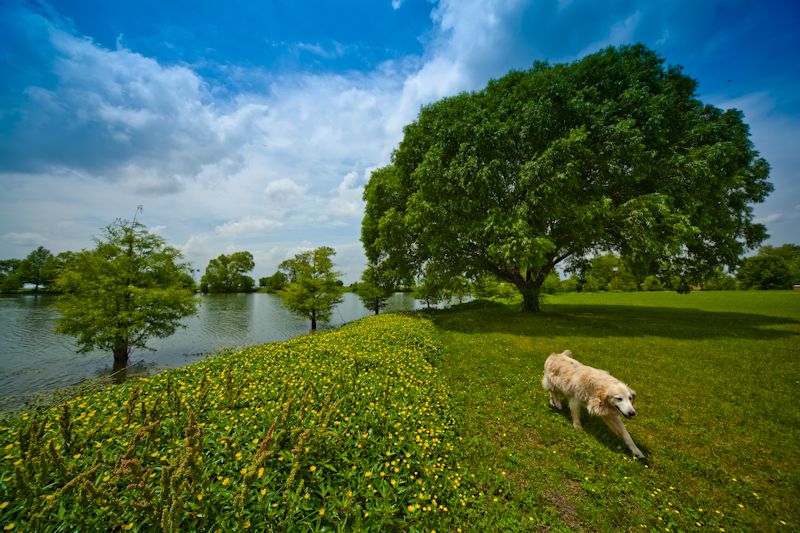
[430,299,799,341]
[546,405,653,461]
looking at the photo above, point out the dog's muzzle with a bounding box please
[617,405,635,419]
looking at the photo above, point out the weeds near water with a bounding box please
[0,314,472,531]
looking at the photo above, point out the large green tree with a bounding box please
[362,45,772,312]
[200,251,256,293]
[54,219,197,367]
[279,246,343,330]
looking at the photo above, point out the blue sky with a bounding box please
[1,0,798,283]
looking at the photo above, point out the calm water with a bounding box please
[0,292,422,410]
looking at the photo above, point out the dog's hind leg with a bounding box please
[602,415,644,459]
[568,397,582,428]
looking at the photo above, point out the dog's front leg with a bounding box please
[548,391,563,409]
[602,415,645,459]
[568,398,582,428]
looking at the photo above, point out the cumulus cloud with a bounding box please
[214,217,283,237]
[1,0,797,278]
[1,232,47,247]
[264,178,308,202]
[756,213,785,225]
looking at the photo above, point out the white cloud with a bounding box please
[295,41,346,59]
[264,178,308,202]
[756,213,785,225]
[576,11,642,58]
[1,232,47,247]
[4,0,797,279]
[214,217,283,237]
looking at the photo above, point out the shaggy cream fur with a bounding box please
[542,350,644,458]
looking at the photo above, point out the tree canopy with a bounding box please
[356,262,395,315]
[201,251,256,293]
[279,246,343,330]
[54,219,197,367]
[736,244,799,290]
[362,44,772,311]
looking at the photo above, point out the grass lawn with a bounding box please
[432,290,799,531]
[1,290,797,531]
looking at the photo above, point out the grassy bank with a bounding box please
[2,291,798,531]
[0,314,469,531]
[433,291,799,531]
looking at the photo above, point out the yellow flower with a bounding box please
[319,508,325,516]
[4,524,15,531]
[260,488,267,496]
[123,523,134,531]
[222,478,230,486]
[197,494,203,501]
[72,453,81,459]
[407,505,415,512]
[258,467,265,477]
[309,465,317,472]
[0,502,8,510]
[243,520,251,529]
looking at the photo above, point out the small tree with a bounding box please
[54,218,197,368]
[200,251,256,293]
[0,259,23,293]
[20,246,53,293]
[759,244,800,284]
[279,246,343,330]
[259,271,288,293]
[357,262,395,315]
[736,255,793,290]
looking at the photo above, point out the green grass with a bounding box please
[432,291,800,531]
[1,291,798,531]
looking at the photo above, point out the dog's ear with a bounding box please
[563,349,572,357]
[630,388,636,401]
[587,389,607,416]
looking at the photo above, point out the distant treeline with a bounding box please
[3,243,798,297]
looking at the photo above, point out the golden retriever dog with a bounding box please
[542,350,644,459]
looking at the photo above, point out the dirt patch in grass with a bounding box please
[545,479,588,532]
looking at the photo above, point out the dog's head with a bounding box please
[605,382,637,418]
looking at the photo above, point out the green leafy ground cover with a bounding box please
[0,314,469,531]
[2,291,798,531]
[434,291,799,531]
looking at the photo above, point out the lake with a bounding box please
[0,292,426,411]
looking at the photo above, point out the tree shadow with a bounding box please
[431,300,799,341]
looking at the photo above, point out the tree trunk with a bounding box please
[519,282,542,313]
[113,345,129,366]
[310,311,317,331]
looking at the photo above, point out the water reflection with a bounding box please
[0,292,428,410]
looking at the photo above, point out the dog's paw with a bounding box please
[632,450,645,460]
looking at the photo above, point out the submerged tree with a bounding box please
[54,218,197,368]
[279,246,343,330]
[362,44,772,312]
